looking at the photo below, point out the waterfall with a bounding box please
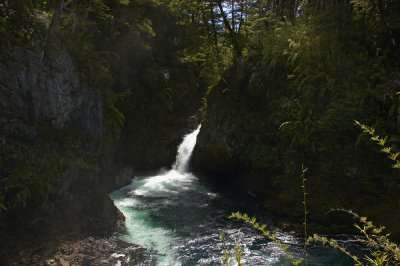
[110,124,206,265]
[110,123,348,266]
[172,124,201,173]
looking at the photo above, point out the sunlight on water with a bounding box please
[110,125,202,265]
[172,125,201,173]
[129,170,197,198]
[110,125,353,265]
[113,187,181,265]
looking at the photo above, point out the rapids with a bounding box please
[110,125,352,265]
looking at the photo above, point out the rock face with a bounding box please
[193,116,241,177]
[7,236,145,265]
[192,96,250,179]
[0,46,124,259]
[0,47,103,140]
[47,169,123,236]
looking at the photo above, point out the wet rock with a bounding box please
[57,257,69,266]
[44,258,56,265]
[30,236,146,266]
[82,256,95,265]
[110,167,134,191]
[91,259,110,266]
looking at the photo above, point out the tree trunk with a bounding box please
[216,0,242,57]
[209,2,220,54]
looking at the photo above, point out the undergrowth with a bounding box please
[221,121,400,265]
[0,123,99,228]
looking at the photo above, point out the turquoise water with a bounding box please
[110,126,354,265]
[110,170,353,265]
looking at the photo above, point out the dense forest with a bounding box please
[1,0,400,264]
[190,0,400,236]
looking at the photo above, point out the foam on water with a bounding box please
[172,125,201,173]
[113,191,180,265]
[110,124,354,265]
[110,125,202,265]
[129,170,197,198]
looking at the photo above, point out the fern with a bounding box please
[227,212,302,265]
[308,208,400,265]
[355,120,400,169]
[307,121,400,265]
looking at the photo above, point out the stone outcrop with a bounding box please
[0,45,124,258]
[7,236,145,265]
[0,47,103,140]
[192,101,249,179]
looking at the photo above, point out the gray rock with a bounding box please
[112,167,134,191]
[0,47,104,138]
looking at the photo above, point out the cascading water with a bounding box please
[110,125,208,265]
[172,125,201,173]
[110,125,353,265]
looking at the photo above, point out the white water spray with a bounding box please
[111,123,346,266]
[172,124,201,173]
[110,125,202,265]
[128,125,202,198]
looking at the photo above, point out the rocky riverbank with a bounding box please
[6,235,145,266]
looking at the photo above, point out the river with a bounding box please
[110,125,354,265]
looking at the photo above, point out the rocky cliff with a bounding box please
[0,48,103,139]
[0,2,206,262]
[0,45,125,261]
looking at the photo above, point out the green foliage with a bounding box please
[304,122,400,265]
[304,122,399,265]
[308,209,400,265]
[301,165,308,266]
[221,231,243,266]
[104,0,210,167]
[355,120,400,169]
[228,129,400,265]
[54,0,130,141]
[0,124,99,223]
[103,88,129,141]
[3,0,400,262]
[196,0,400,239]
[221,231,231,265]
[0,136,55,210]
[0,0,48,51]
[228,212,302,265]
